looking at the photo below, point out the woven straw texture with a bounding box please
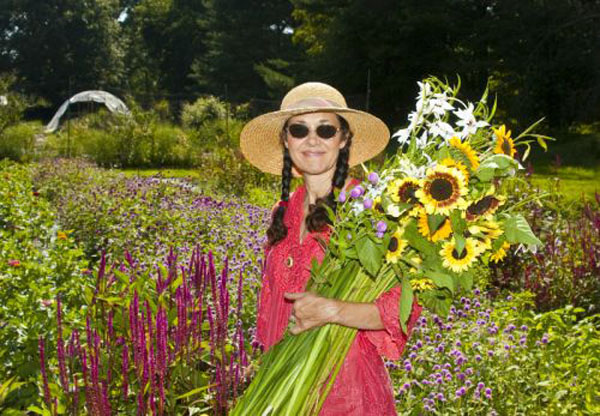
[240,82,390,175]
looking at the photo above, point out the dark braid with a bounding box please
[266,140,293,246]
[306,116,352,233]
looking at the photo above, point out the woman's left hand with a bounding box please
[283,292,340,335]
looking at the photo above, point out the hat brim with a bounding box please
[240,106,390,175]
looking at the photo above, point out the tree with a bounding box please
[0,0,125,107]
[191,0,299,103]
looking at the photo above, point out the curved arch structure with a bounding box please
[45,90,130,133]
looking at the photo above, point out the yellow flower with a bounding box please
[440,157,470,183]
[410,278,435,291]
[417,209,452,242]
[469,220,504,250]
[387,178,421,204]
[490,242,511,263]
[57,231,68,240]
[449,137,480,170]
[386,228,408,263]
[440,238,479,272]
[465,191,504,221]
[493,125,516,158]
[415,165,468,216]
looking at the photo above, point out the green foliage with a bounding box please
[0,121,42,162]
[0,161,90,409]
[181,96,228,129]
[44,107,194,168]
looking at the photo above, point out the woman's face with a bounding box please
[284,112,347,177]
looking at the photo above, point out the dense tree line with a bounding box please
[1,0,599,128]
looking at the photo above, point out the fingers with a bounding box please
[284,291,307,301]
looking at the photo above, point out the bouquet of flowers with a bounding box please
[231,77,547,415]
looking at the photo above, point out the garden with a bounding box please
[1,81,599,415]
[2,1,600,414]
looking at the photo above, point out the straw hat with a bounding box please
[240,82,390,175]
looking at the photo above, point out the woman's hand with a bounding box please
[284,292,386,334]
[283,292,340,335]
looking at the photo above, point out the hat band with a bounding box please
[282,97,344,110]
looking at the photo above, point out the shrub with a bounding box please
[0,121,42,162]
[489,179,600,315]
[181,96,227,130]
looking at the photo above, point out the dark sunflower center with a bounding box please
[452,248,468,259]
[388,237,399,252]
[375,203,385,213]
[430,177,454,201]
[501,139,512,155]
[468,196,494,216]
[398,183,419,203]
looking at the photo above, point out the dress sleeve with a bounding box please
[363,286,423,360]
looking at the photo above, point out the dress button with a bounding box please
[285,255,294,268]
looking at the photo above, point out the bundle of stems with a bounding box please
[231,259,403,415]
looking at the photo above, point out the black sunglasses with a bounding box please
[287,123,341,139]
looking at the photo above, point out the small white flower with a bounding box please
[429,120,457,142]
[393,127,411,145]
[0,95,7,106]
[416,130,429,149]
[454,103,488,138]
[430,92,454,117]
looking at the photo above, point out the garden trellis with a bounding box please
[45,90,130,133]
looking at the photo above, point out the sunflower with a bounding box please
[415,165,468,216]
[449,137,480,170]
[410,278,435,291]
[440,158,470,183]
[417,209,452,242]
[440,238,479,272]
[490,242,510,263]
[373,196,385,214]
[386,228,408,263]
[387,178,421,204]
[493,125,516,158]
[469,220,503,250]
[465,191,504,221]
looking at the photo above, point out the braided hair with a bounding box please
[266,114,353,247]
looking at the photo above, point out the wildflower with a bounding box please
[338,191,347,203]
[8,259,21,267]
[363,198,373,210]
[57,231,68,240]
[416,165,468,215]
[368,172,379,185]
[454,103,489,138]
[449,137,480,170]
[417,209,452,242]
[484,388,492,399]
[350,186,364,198]
[493,125,516,158]
[385,228,408,263]
[440,238,480,272]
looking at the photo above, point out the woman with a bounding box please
[240,82,422,415]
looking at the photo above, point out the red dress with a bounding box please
[256,183,422,415]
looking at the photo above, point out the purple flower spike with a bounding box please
[350,185,364,198]
[368,172,379,184]
[363,198,373,209]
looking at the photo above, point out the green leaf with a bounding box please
[427,214,446,233]
[475,154,520,181]
[403,221,438,259]
[176,384,216,400]
[503,214,542,246]
[355,236,383,278]
[454,234,465,257]
[399,276,413,334]
[426,269,456,294]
